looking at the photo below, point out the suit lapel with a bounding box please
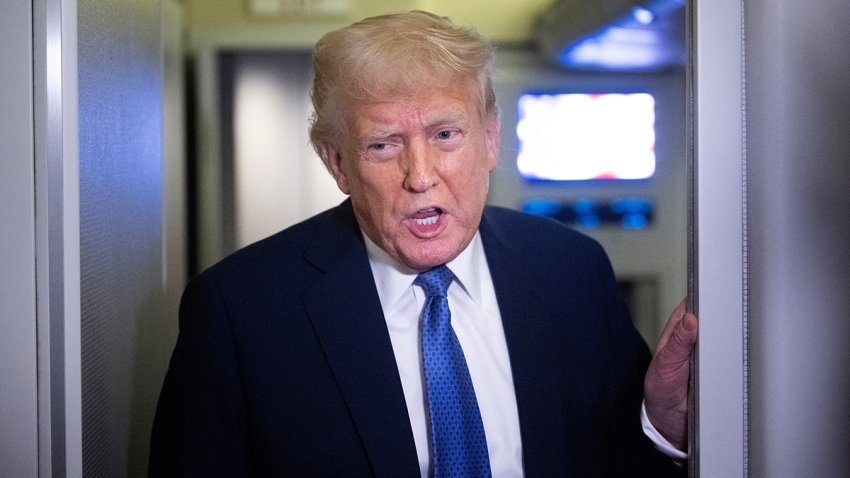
[479,210,573,474]
[301,202,420,477]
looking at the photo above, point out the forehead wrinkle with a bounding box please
[351,91,476,144]
[353,119,404,147]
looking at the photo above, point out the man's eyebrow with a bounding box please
[425,114,469,129]
[429,118,462,127]
[358,129,398,143]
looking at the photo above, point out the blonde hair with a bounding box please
[308,10,497,167]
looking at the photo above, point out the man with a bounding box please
[150,11,697,477]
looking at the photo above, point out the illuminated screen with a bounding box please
[516,92,656,181]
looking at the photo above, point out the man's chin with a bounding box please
[396,240,465,272]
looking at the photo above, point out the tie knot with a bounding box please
[414,265,455,298]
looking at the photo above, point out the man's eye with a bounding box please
[364,141,397,161]
[436,130,454,140]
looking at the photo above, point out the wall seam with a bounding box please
[740,0,749,475]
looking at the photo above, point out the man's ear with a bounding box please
[321,142,351,195]
[484,115,501,172]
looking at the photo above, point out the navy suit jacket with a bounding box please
[149,200,683,477]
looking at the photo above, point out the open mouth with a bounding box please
[413,207,442,226]
[409,207,445,235]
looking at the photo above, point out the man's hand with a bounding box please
[644,299,698,451]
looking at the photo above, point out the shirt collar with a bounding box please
[363,232,486,313]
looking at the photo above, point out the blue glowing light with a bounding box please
[632,7,655,25]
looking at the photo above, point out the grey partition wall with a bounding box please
[2,0,83,475]
[77,0,181,475]
[691,0,746,474]
[1,0,39,474]
[692,0,850,476]
[744,0,850,476]
[1,0,182,474]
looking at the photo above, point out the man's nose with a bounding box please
[403,141,440,192]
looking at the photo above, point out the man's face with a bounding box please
[322,84,500,272]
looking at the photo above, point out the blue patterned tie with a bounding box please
[415,265,491,478]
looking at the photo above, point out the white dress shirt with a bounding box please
[363,231,684,478]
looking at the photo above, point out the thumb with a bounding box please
[655,312,698,374]
[671,313,698,355]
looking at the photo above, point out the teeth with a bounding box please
[415,215,439,226]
